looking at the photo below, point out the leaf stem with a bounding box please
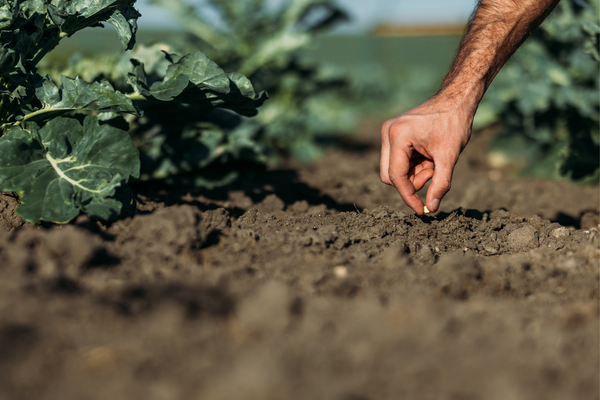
[126,93,148,101]
[13,106,76,126]
[31,32,69,66]
[45,152,107,195]
[0,93,5,120]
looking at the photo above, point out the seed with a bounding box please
[424,206,431,214]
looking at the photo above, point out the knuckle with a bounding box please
[388,121,406,140]
[388,121,400,135]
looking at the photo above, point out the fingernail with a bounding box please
[431,198,440,212]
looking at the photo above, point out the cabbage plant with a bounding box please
[0,0,265,223]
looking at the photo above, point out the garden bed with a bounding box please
[0,124,598,400]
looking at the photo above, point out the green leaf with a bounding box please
[0,116,140,223]
[213,72,269,116]
[29,75,139,122]
[107,5,141,51]
[136,50,230,100]
[164,50,231,92]
[129,51,267,116]
[17,1,47,19]
[0,2,13,30]
[47,0,140,50]
[582,22,600,61]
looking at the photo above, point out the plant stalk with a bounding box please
[126,93,148,101]
[31,32,69,66]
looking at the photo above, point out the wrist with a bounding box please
[434,79,485,119]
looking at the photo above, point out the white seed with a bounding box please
[424,206,431,214]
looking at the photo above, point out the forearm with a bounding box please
[438,0,560,113]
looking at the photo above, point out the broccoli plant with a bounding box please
[477,0,599,182]
[0,0,265,223]
[149,0,358,163]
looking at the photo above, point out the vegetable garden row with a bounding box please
[0,0,597,226]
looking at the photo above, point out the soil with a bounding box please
[0,124,598,400]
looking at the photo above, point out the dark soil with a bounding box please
[0,125,598,400]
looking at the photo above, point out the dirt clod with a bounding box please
[0,194,28,231]
[110,204,206,251]
[4,225,106,281]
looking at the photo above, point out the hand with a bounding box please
[380,96,473,215]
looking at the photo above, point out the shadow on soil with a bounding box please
[130,166,360,216]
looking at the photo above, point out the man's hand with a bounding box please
[380,0,560,215]
[380,96,473,215]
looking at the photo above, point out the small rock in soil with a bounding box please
[551,227,571,238]
[333,266,348,279]
[508,225,539,251]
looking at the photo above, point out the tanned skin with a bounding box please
[380,0,561,215]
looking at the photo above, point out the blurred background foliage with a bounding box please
[476,0,599,183]
[42,0,599,186]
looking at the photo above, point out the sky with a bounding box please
[135,0,478,32]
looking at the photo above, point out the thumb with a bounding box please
[425,158,455,213]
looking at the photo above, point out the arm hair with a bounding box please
[438,0,560,110]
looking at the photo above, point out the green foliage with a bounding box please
[51,0,363,184]
[477,0,599,182]
[149,0,358,164]
[0,116,139,223]
[0,0,264,223]
[33,75,139,119]
[127,51,267,115]
[55,42,271,184]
